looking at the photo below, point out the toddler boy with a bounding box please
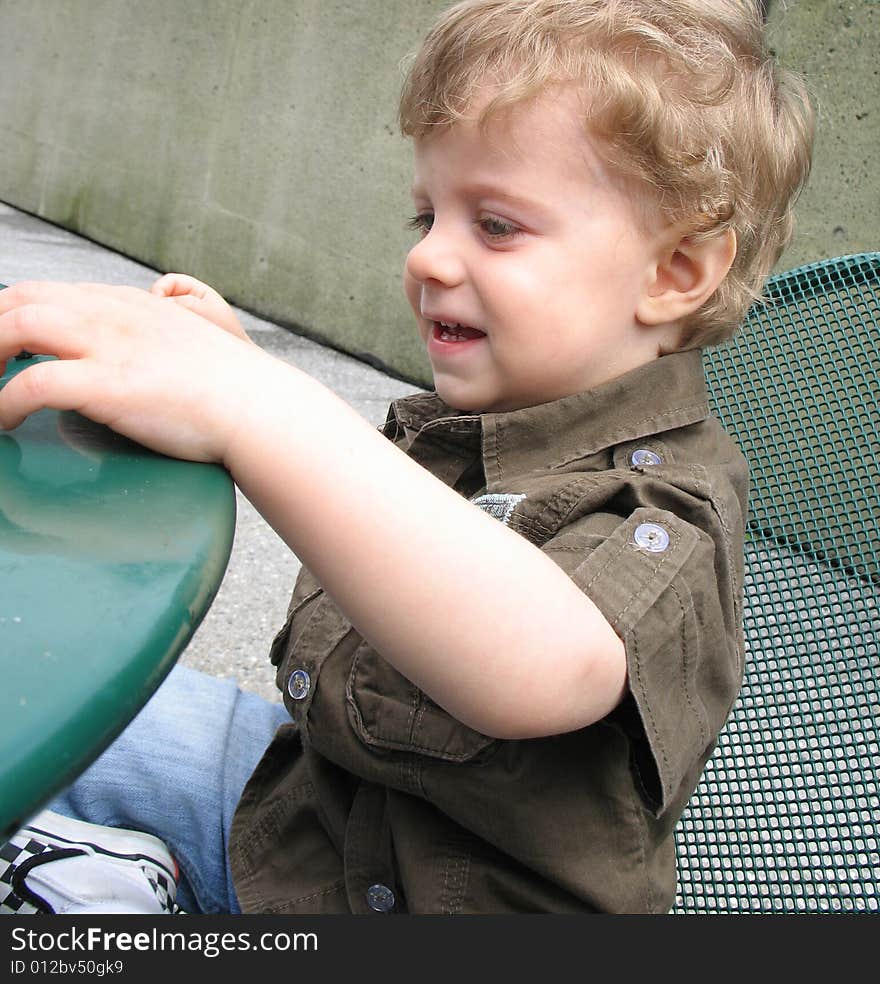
[0,0,813,913]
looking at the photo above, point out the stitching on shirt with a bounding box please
[545,401,708,470]
[612,544,676,626]
[235,782,316,878]
[441,423,481,434]
[408,697,426,749]
[517,513,557,540]
[693,464,743,672]
[630,629,671,791]
[493,418,506,485]
[580,524,679,627]
[625,636,658,913]
[581,537,629,597]
[408,691,424,745]
[443,848,471,915]
[355,735,492,761]
[669,579,708,749]
[684,463,742,674]
[295,596,352,673]
[420,414,481,429]
[629,773,655,913]
[347,662,494,760]
[533,476,604,537]
[347,649,421,751]
[401,758,424,799]
[260,879,349,912]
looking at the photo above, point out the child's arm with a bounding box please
[0,281,626,740]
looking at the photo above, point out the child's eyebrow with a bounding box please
[460,183,542,212]
[410,180,550,219]
[463,184,558,228]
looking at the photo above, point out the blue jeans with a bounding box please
[50,664,289,914]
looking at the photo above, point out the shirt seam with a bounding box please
[256,879,349,913]
[629,628,671,790]
[442,847,472,915]
[629,632,657,914]
[580,524,682,629]
[685,464,743,673]
[670,579,708,749]
[543,401,708,471]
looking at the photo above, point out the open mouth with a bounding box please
[432,320,486,343]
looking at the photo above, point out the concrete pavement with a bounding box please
[0,202,424,702]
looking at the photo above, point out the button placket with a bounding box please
[285,663,316,723]
[281,593,355,720]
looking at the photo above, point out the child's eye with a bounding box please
[477,215,520,241]
[407,212,434,236]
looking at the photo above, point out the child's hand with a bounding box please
[0,280,274,464]
[150,273,251,342]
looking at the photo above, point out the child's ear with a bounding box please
[637,227,736,327]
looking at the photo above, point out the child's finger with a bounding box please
[147,287,231,326]
[0,303,93,363]
[0,281,72,318]
[73,283,152,303]
[149,275,170,297]
[150,273,210,299]
[0,281,137,322]
[0,356,97,430]
[158,291,252,343]
[0,282,209,356]
[150,273,185,297]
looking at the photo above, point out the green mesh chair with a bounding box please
[673,252,879,914]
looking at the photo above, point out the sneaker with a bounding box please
[0,810,181,914]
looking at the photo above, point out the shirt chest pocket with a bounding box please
[346,642,497,763]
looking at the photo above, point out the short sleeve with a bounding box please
[545,505,742,817]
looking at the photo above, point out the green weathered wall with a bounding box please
[1,1,877,384]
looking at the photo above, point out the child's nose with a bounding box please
[405,226,465,287]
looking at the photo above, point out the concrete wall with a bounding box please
[0,0,445,384]
[1,1,877,385]
[765,0,879,270]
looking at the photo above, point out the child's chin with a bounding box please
[433,381,483,412]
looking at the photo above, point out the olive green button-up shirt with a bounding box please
[229,349,748,913]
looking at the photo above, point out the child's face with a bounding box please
[404,90,669,412]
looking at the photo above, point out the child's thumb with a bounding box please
[149,273,176,297]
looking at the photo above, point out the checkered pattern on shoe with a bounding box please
[144,868,177,913]
[0,835,53,914]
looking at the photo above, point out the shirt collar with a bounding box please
[386,349,709,477]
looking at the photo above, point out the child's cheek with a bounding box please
[403,269,424,324]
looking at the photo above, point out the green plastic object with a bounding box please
[0,350,236,841]
[673,253,879,913]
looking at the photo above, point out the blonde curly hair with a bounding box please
[399,0,815,348]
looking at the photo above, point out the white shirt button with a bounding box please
[366,883,395,912]
[630,448,663,467]
[287,668,311,701]
[634,522,670,553]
